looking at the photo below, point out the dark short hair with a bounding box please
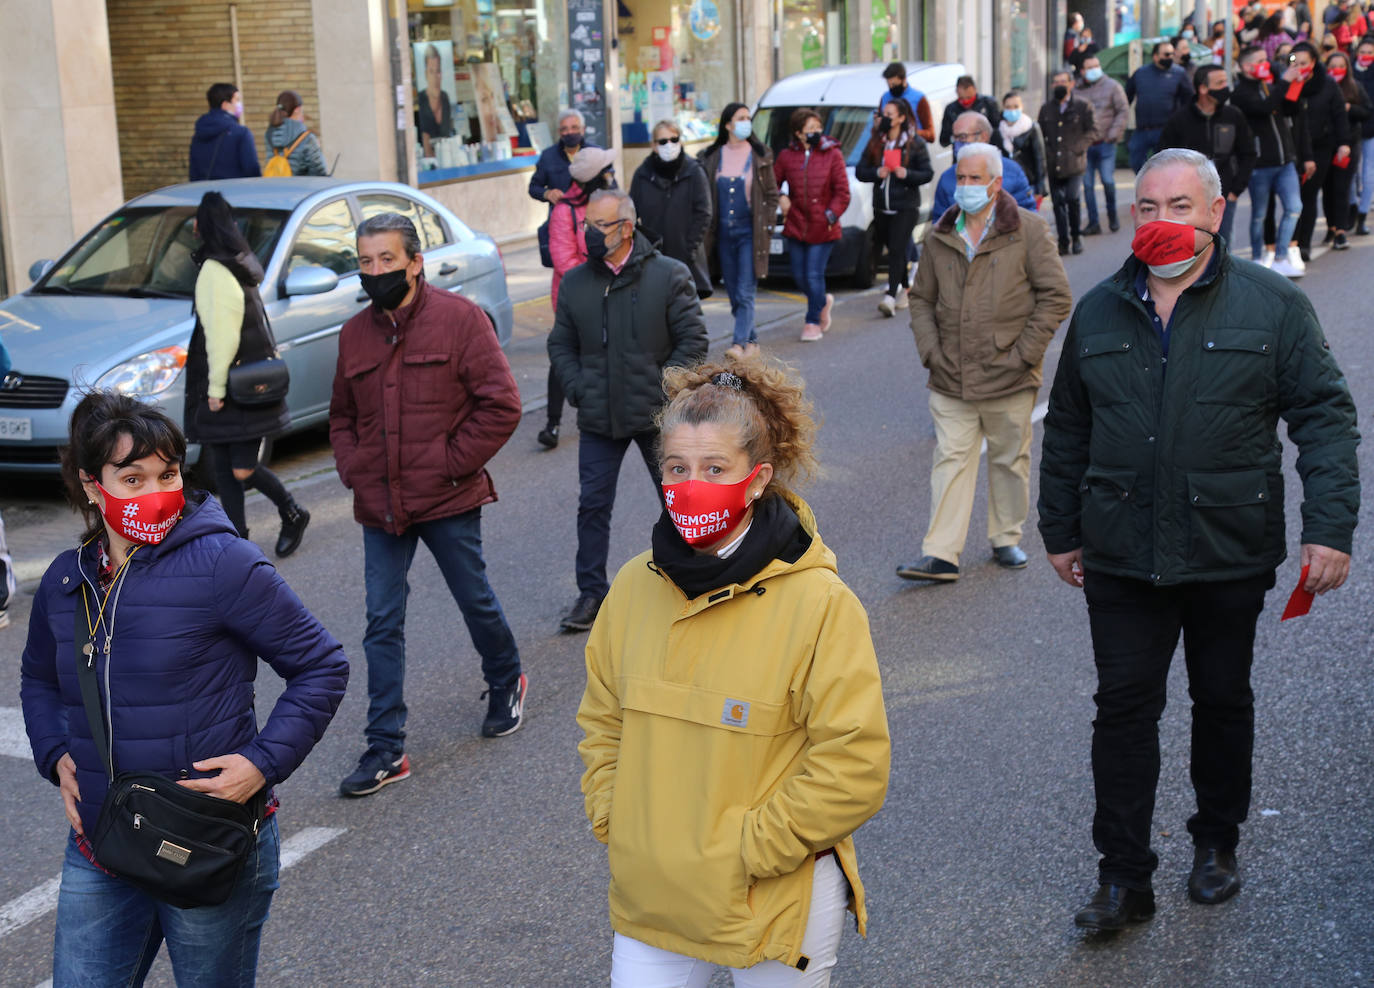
[1150,41,1172,56]
[1238,44,1267,62]
[789,107,822,135]
[956,75,976,89]
[882,61,906,80]
[206,82,238,110]
[356,212,422,259]
[1196,64,1226,90]
[62,391,188,542]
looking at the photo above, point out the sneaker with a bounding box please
[1273,248,1305,278]
[1332,232,1349,251]
[819,293,834,332]
[895,555,960,582]
[560,593,602,632]
[878,294,895,317]
[339,749,410,797]
[481,672,529,738]
[537,424,559,449]
[1286,247,1306,273]
[894,289,909,309]
[800,323,824,342]
[1261,248,1276,267]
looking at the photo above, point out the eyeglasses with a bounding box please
[952,132,983,142]
[655,136,681,146]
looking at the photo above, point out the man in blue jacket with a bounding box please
[1125,41,1194,172]
[189,83,261,181]
[930,112,1037,219]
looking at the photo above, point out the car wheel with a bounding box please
[850,225,876,289]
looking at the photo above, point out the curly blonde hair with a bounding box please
[656,356,819,497]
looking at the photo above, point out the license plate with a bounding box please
[0,416,32,440]
[769,238,784,255]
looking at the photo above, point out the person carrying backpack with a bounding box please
[264,91,326,177]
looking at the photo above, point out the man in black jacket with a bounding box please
[1159,65,1257,247]
[547,189,708,631]
[939,75,1001,147]
[1231,45,1309,274]
[1287,42,1353,259]
[1038,69,1096,255]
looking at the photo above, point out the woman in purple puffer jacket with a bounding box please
[20,390,348,987]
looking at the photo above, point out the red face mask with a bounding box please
[1296,63,1314,80]
[663,464,763,548]
[1131,219,1212,277]
[94,480,185,545]
[957,95,976,107]
[1328,65,1348,82]
[1252,61,1274,82]
[1358,55,1374,70]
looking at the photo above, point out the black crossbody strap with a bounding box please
[73,587,115,781]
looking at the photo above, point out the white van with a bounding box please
[752,60,965,286]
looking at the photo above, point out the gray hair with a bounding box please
[1136,147,1221,203]
[589,188,637,224]
[1052,66,1075,81]
[652,118,681,138]
[953,110,993,141]
[356,212,422,259]
[956,141,1003,178]
[557,108,585,128]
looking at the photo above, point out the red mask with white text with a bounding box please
[662,465,763,548]
[95,481,185,545]
[1251,61,1273,82]
[1327,65,1348,82]
[1358,55,1374,71]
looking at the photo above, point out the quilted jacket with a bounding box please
[20,491,349,837]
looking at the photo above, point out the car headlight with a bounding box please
[95,346,188,396]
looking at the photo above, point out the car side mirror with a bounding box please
[28,259,53,283]
[282,265,340,297]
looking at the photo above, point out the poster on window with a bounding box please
[567,0,607,143]
[474,62,517,142]
[414,41,458,144]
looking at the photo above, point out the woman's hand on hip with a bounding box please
[57,753,83,834]
[179,754,266,804]
[208,397,224,412]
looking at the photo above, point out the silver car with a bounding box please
[0,178,514,471]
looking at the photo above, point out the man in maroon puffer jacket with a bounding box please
[330,212,525,798]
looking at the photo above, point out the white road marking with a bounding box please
[0,708,33,761]
[2,826,346,951]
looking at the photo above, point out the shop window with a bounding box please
[357,194,452,249]
[616,0,739,144]
[408,0,569,185]
[287,200,358,276]
[781,0,847,78]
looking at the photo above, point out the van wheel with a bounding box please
[851,226,876,289]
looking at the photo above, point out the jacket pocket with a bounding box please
[1079,466,1138,565]
[1195,329,1275,407]
[1077,333,1139,407]
[401,351,452,403]
[1187,469,1270,570]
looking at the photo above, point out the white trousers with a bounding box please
[609,854,849,988]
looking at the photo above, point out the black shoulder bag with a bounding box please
[74,588,264,909]
[226,286,289,406]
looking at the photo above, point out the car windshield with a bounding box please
[753,106,877,166]
[34,206,288,298]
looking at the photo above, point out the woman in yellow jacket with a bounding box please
[578,357,890,986]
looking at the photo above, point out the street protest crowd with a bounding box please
[4,5,1368,983]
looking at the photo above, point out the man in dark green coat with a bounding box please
[1038,148,1359,931]
[548,188,708,632]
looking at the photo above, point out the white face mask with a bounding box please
[656,140,682,163]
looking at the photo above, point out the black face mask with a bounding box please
[359,268,411,311]
[876,117,892,133]
[1053,84,1069,101]
[561,132,584,149]
[888,83,904,96]
[805,132,822,148]
[1209,86,1231,105]
[584,222,625,262]
[1158,57,1174,70]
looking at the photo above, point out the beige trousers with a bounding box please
[922,389,1036,565]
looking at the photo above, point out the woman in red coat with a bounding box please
[774,108,850,341]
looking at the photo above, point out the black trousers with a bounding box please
[1083,568,1275,890]
[1295,146,1334,249]
[873,208,919,297]
[546,363,565,428]
[1323,148,1358,232]
[1049,174,1083,246]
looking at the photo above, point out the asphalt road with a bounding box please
[1,200,1371,987]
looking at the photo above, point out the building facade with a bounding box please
[0,0,1069,297]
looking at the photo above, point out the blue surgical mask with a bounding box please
[1002,108,1022,123]
[731,120,752,140]
[952,140,968,159]
[954,183,992,215]
[1084,66,1104,83]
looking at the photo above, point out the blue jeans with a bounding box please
[362,509,520,754]
[576,430,661,600]
[786,238,834,324]
[1219,197,1237,248]
[718,222,756,345]
[54,817,279,987]
[1128,128,1162,173]
[1247,163,1300,258]
[1084,142,1118,226]
[1358,135,1374,214]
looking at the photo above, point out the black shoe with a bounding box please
[560,593,603,632]
[1058,243,1070,256]
[1071,237,1084,255]
[537,424,560,449]
[1081,222,1103,236]
[274,500,310,558]
[1108,214,1120,233]
[1298,245,1312,263]
[1322,228,1335,245]
[1332,232,1349,251]
[992,545,1028,569]
[1357,213,1370,236]
[1074,884,1156,931]
[1188,847,1241,905]
[339,748,410,797]
[481,672,528,737]
[895,555,960,582]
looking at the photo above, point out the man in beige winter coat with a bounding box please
[899,142,1072,582]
